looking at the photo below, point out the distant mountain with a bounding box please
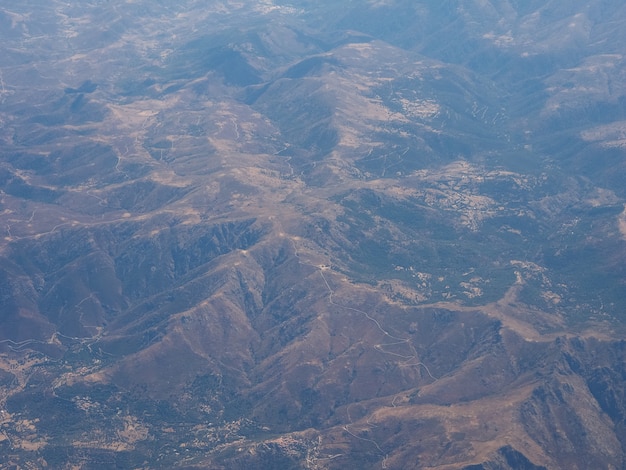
[1,1,625,468]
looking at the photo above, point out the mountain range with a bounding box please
[1,1,626,468]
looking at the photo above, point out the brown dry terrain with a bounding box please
[1,1,626,468]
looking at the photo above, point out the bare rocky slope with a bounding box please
[1,1,626,468]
